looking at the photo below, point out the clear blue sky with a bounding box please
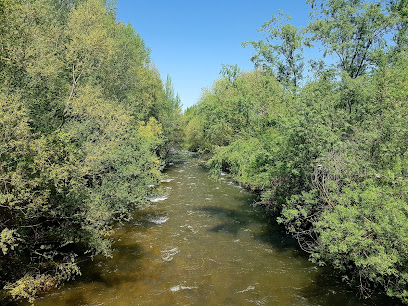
[116,0,312,110]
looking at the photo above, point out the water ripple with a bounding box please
[161,247,179,261]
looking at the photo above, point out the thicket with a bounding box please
[0,0,181,303]
[184,0,408,303]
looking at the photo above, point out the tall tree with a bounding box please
[0,0,178,302]
[388,0,408,49]
[243,11,305,90]
[307,0,397,78]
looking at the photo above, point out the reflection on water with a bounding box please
[30,159,399,306]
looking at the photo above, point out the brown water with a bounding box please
[32,158,397,305]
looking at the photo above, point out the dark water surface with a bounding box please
[32,158,397,305]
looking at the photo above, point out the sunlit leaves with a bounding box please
[307,0,398,78]
[0,0,178,302]
[243,11,305,89]
[186,16,408,302]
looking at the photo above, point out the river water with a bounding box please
[32,158,396,305]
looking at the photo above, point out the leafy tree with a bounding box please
[388,0,408,49]
[243,11,305,89]
[161,75,183,152]
[186,4,408,301]
[0,0,179,302]
[220,63,241,86]
[307,0,397,78]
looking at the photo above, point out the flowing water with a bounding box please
[32,157,397,306]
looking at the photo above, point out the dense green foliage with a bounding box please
[0,0,181,303]
[184,0,408,303]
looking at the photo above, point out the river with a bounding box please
[32,157,397,305]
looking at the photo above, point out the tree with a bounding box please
[307,0,397,78]
[0,0,178,302]
[243,11,305,90]
[159,75,183,152]
[220,64,241,86]
[388,0,408,49]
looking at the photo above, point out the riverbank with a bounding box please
[27,156,397,305]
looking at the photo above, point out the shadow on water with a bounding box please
[198,205,259,236]
[196,203,302,254]
[28,156,403,306]
[79,244,144,286]
[300,265,403,306]
[195,198,400,305]
[64,294,87,306]
[30,242,148,305]
[254,213,306,253]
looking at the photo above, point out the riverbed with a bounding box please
[32,158,396,305]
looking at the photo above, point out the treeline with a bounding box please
[0,0,181,303]
[184,0,408,303]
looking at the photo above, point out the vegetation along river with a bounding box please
[31,157,396,305]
